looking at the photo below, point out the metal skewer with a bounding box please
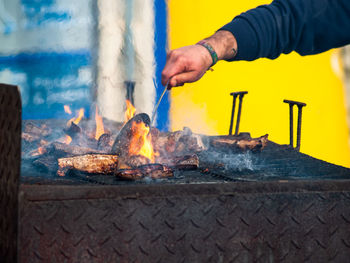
[151,80,170,125]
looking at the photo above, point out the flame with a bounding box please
[124,100,136,123]
[31,146,47,157]
[128,121,157,163]
[64,135,72,144]
[38,147,46,155]
[71,108,85,125]
[95,105,105,140]
[64,105,72,115]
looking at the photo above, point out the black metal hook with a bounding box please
[125,81,135,104]
[283,100,306,151]
[229,91,248,135]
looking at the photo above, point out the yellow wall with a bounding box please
[168,0,350,167]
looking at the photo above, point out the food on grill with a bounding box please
[48,142,104,157]
[57,154,118,176]
[127,155,151,168]
[111,113,151,155]
[152,127,206,157]
[22,132,41,143]
[173,154,199,170]
[24,122,51,137]
[33,155,58,173]
[64,122,82,137]
[23,109,271,180]
[115,164,173,180]
[156,154,199,170]
[97,133,113,152]
[211,134,268,151]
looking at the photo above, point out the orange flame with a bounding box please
[38,147,46,155]
[64,105,72,115]
[128,121,157,163]
[71,108,85,125]
[95,105,105,140]
[124,100,136,124]
[64,135,72,144]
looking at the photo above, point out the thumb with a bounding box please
[170,71,201,87]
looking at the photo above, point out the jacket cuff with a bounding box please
[218,17,259,61]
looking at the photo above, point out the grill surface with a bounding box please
[2,83,350,262]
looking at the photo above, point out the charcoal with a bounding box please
[57,154,119,176]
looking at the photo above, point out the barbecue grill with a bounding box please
[2,83,350,262]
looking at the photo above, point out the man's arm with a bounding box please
[221,0,350,61]
[162,0,350,87]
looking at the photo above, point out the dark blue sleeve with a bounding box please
[219,0,350,61]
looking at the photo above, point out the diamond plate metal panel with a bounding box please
[19,183,350,263]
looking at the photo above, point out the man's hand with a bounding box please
[161,45,212,87]
[161,30,237,88]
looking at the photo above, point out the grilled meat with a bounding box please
[57,154,118,176]
[115,163,173,180]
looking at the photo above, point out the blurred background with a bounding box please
[0,0,350,167]
[168,0,350,167]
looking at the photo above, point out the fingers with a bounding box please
[161,50,185,86]
[170,71,200,87]
[161,45,212,87]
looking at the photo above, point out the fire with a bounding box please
[128,120,157,163]
[124,99,136,123]
[64,135,72,144]
[61,106,85,144]
[38,147,46,155]
[95,105,105,140]
[64,105,72,115]
[69,108,85,125]
[121,100,158,164]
